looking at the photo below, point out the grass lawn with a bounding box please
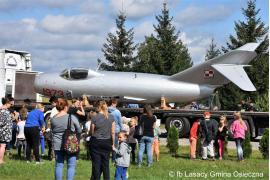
[0,145,268,180]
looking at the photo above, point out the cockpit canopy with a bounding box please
[60,68,88,80]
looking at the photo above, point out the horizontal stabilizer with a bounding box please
[236,43,260,51]
[211,64,256,91]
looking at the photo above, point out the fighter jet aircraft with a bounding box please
[34,43,259,103]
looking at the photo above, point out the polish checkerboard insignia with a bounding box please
[204,70,214,78]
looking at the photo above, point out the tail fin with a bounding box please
[169,43,260,91]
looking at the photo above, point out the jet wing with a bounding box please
[211,64,256,91]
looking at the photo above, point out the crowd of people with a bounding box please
[0,96,249,179]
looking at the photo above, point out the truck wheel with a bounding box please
[165,117,190,137]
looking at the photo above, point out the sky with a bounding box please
[0,0,268,73]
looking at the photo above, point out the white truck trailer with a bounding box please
[0,49,41,103]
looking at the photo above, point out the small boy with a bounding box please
[189,119,199,159]
[127,116,137,164]
[113,132,131,180]
[153,123,160,161]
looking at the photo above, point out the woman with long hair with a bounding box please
[89,101,115,180]
[24,103,45,163]
[51,98,81,180]
[137,105,156,167]
[230,111,247,161]
[0,97,13,164]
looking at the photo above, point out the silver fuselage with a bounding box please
[34,71,215,103]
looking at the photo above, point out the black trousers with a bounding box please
[24,126,40,162]
[129,143,137,163]
[89,137,112,180]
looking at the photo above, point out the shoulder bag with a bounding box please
[133,117,144,139]
[63,114,80,154]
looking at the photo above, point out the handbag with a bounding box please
[133,120,144,139]
[63,114,80,154]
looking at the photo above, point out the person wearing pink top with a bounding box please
[230,112,247,161]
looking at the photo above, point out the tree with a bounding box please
[98,13,137,71]
[133,35,163,74]
[135,3,192,75]
[243,131,252,158]
[219,0,269,110]
[167,126,179,157]
[205,38,221,61]
[259,128,269,159]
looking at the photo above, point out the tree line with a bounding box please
[97,0,268,111]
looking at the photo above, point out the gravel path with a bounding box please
[159,138,259,150]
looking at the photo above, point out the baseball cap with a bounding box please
[204,111,211,116]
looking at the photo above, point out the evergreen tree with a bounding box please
[205,38,221,61]
[99,13,137,71]
[243,131,252,158]
[167,126,179,157]
[259,128,269,159]
[136,3,192,75]
[219,0,268,110]
[133,35,163,74]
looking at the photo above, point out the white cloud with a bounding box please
[176,5,235,26]
[32,49,100,72]
[40,14,111,35]
[134,21,154,42]
[0,0,80,11]
[80,0,105,15]
[109,0,179,19]
[179,32,213,64]
[0,17,108,73]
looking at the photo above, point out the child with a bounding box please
[121,117,130,135]
[45,120,53,160]
[16,117,26,158]
[127,117,137,164]
[152,123,160,161]
[113,132,131,180]
[199,111,218,160]
[189,119,199,159]
[230,112,247,161]
[85,111,96,160]
[217,116,228,160]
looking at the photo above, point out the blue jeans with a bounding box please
[114,166,127,180]
[55,150,77,180]
[40,136,45,155]
[235,138,244,160]
[138,136,154,166]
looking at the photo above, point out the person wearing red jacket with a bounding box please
[189,119,199,159]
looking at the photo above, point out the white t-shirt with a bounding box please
[50,107,59,119]
[85,121,91,132]
[17,121,25,139]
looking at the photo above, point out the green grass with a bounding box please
[0,145,268,180]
